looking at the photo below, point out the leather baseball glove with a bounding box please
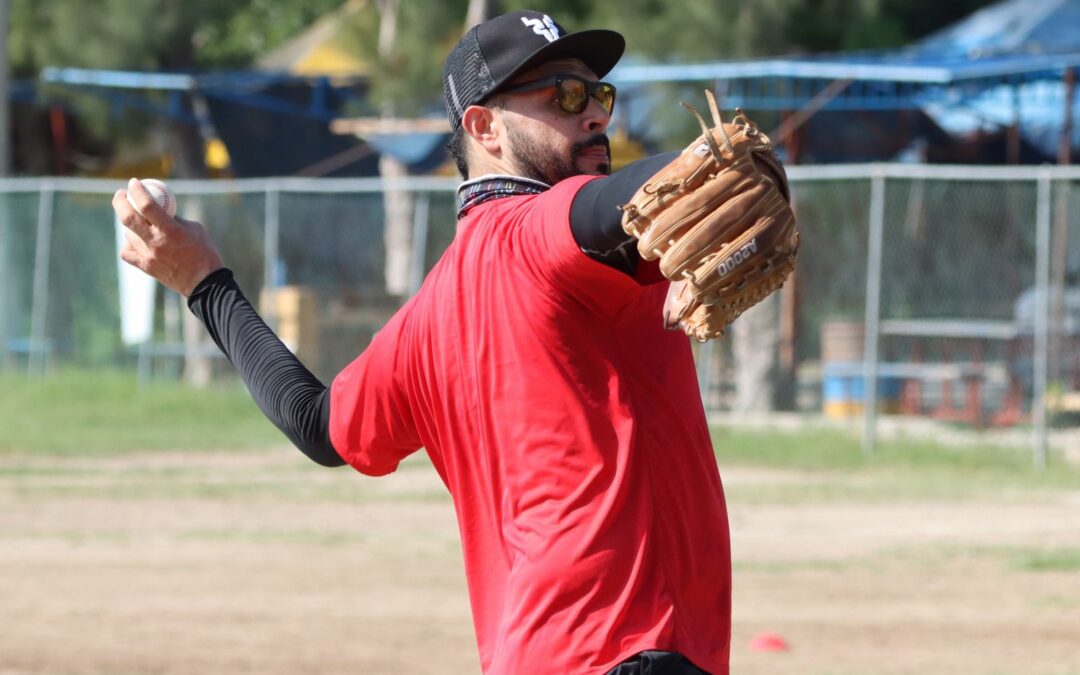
[620,91,799,341]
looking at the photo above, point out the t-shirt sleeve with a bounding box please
[513,176,667,310]
[569,151,679,277]
[328,309,421,476]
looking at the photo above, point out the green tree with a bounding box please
[10,0,344,74]
[500,0,998,59]
[8,0,1001,172]
[784,0,997,52]
[336,0,470,117]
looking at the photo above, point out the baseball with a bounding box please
[127,178,177,218]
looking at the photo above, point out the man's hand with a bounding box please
[112,178,224,297]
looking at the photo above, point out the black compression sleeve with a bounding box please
[187,268,345,467]
[569,151,680,276]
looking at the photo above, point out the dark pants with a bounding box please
[605,651,710,675]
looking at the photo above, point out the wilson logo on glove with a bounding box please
[717,238,758,278]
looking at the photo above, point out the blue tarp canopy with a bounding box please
[24,0,1080,167]
[34,67,449,175]
[915,0,1080,57]
[608,0,1080,109]
[606,0,1080,161]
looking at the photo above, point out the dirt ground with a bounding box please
[1,450,1078,675]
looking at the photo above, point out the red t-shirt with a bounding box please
[330,176,731,674]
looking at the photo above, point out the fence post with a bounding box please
[0,190,8,364]
[862,168,886,453]
[408,192,430,297]
[29,184,53,377]
[263,186,280,295]
[697,340,715,413]
[1032,170,1052,469]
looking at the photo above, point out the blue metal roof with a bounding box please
[40,67,365,92]
[21,0,1080,166]
[606,50,1080,114]
[39,68,367,124]
[914,0,1080,57]
[41,68,198,90]
[33,0,1080,116]
[606,0,1080,115]
[611,52,1080,86]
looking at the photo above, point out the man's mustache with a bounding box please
[572,135,611,157]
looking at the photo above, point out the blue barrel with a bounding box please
[823,364,902,418]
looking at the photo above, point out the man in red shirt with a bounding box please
[114,10,732,674]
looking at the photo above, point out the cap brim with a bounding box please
[490,29,625,94]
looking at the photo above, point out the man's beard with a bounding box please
[505,122,611,185]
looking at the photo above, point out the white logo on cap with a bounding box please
[521,15,561,42]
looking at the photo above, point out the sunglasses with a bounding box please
[499,74,617,116]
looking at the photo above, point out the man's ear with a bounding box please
[461,105,502,156]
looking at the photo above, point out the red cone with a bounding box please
[749,632,790,652]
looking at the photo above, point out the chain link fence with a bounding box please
[2,167,1077,462]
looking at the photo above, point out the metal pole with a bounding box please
[136,340,152,387]
[697,340,714,413]
[1049,68,1075,404]
[0,191,7,363]
[1058,68,1074,167]
[1032,171,1052,470]
[862,169,886,454]
[29,185,54,376]
[263,186,280,293]
[262,185,281,334]
[0,0,10,177]
[1008,84,1021,165]
[408,192,430,297]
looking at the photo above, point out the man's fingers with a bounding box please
[121,227,148,255]
[119,229,151,269]
[118,240,142,268]
[125,178,185,233]
[112,189,153,241]
[126,178,167,222]
[112,180,222,297]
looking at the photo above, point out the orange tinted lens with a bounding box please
[557,78,589,113]
[593,84,615,114]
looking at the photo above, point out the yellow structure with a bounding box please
[257,0,370,78]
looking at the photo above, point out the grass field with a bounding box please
[0,370,284,455]
[2,371,1079,674]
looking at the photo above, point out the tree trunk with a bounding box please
[464,0,494,32]
[164,116,209,181]
[380,153,414,295]
[375,0,414,297]
[0,0,14,357]
[162,103,215,385]
[0,201,10,365]
[732,292,780,413]
[0,0,10,177]
[179,196,214,386]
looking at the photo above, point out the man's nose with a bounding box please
[581,98,611,135]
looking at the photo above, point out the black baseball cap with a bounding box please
[442,10,625,130]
